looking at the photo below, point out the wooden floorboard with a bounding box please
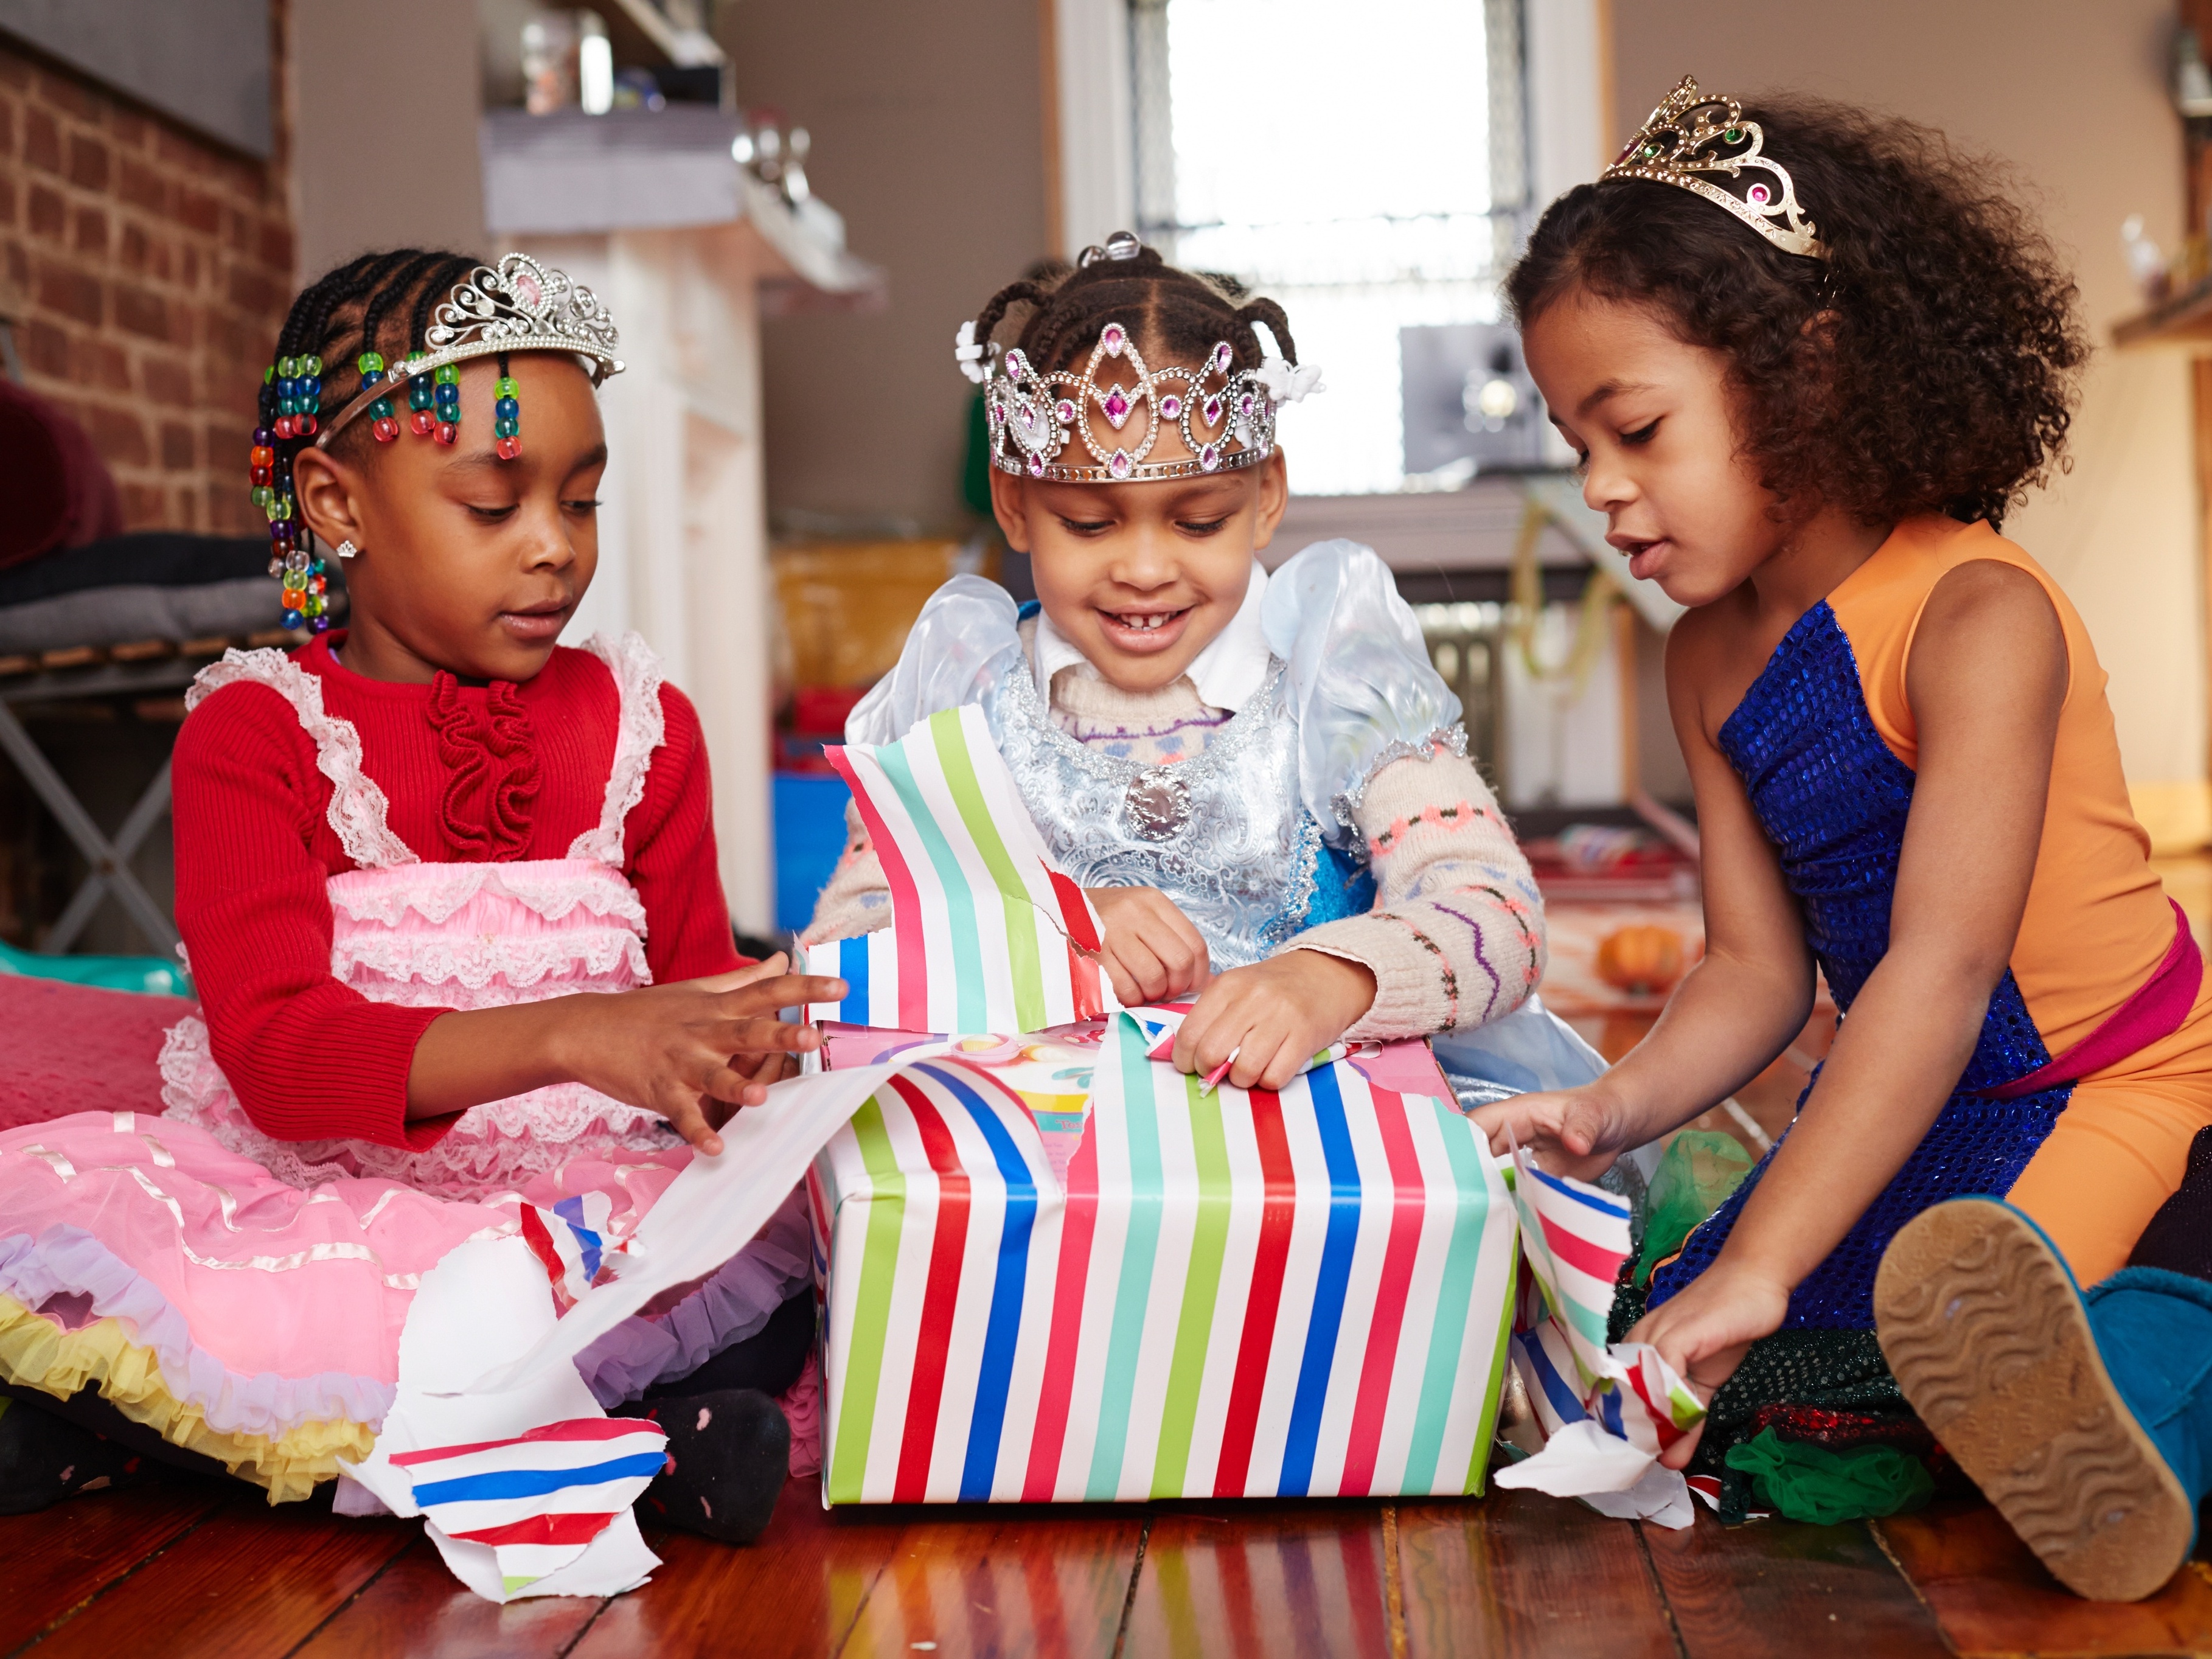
[283,1534,605,1659]
[1642,1511,1949,1658]
[566,1477,911,1659]
[1123,1502,1397,1659]
[0,1482,221,1654]
[1396,1490,1676,1659]
[1876,1498,2212,1657]
[19,1491,413,1659]
[838,1505,1145,1658]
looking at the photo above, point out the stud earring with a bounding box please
[335,539,358,559]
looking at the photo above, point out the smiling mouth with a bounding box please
[1107,608,1185,631]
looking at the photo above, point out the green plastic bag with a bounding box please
[1632,1129,1753,1287]
[0,937,189,997]
[1723,1427,1935,1525]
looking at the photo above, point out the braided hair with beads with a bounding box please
[247,248,481,631]
[971,234,1299,388]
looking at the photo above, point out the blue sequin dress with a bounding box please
[1646,599,2075,1330]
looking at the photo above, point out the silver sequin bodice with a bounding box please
[983,659,1320,971]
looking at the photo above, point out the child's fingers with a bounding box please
[718,973,846,1015]
[659,1088,726,1156]
[712,1016,825,1056]
[1251,1027,1310,1091]
[1142,911,1209,997]
[690,954,790,994]
[1110,935,1174,1005]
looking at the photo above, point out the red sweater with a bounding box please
[171,633,740,1150]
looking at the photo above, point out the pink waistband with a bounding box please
[1973,897,2202,1102]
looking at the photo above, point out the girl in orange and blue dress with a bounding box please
[1478,79,2212,1601]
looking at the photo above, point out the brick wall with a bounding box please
[0,7,292,535]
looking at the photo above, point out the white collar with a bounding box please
[1031,561,1272,712]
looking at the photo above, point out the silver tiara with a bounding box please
[318,252,625,445]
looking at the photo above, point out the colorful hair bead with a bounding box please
[406,350,437,436]
[433,362,461,445]
[358,350,398,442]
[493,366,521,461]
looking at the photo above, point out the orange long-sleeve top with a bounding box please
[170,633,741,1151]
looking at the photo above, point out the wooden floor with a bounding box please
[11,1475,2212,1658]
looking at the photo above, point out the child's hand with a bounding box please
[1087,886,1212,1004]
[1169,949,1376,1091]
[1466,1086,1633,1185]
[1624,1258,1791,1467]
[557,953,846,1156]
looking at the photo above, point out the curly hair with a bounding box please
[1505,99,2087,527]
[970,239,1299,378]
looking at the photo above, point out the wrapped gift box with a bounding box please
[804,1014,1517,1503]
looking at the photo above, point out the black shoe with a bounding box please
[0,1395,160,1515]
[618,1388,788,1545]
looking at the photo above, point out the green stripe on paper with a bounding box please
[1150,1069,1231,1497]
[1086,1017,1166,1499]
[827,1094,908,1504]
[1402,1094,1491,1493]
[876,736,986,1033]
[928,709,1045,1032]
[1467,1228,1520,1495]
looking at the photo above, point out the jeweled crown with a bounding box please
[979,321,1284,484]
[1600,76,1827,261]
[318,252,624,445]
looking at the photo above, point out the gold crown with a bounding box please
[1601,76,1826,261]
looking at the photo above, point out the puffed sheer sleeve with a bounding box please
[845,575,1028,745]
[1262,540,1467,847]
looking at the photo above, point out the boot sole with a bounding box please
[1874,1198,2193,1602]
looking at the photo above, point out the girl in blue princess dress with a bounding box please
[807,234,1550,1088]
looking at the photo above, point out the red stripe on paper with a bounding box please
[1068,944,1105,1022]
[389,1419,664,1466]
[448,1511,621,1546]
[1021,1111,1101,1501]
[827,744,928,1033]
[1538,1208,1627,1284]
[1624,1362,1686,1452]
[1213,1087,1296,1497]
[889,1072,971,1503]
[1340,1086,1424,1495]
[1047,865,1101,952]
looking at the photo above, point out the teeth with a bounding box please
[1114,612,1172,631]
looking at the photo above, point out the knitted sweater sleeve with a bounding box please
[1279,750,1547,1040]
[624,683,743,983]
[170,683,451,1150]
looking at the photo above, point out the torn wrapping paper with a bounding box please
[1490,1143,1706,1525]
[802,706,1118,1033]
[391,1419,669,1596]
[807,1017,1518,1503]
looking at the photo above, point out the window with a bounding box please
[1130,0,1528,496]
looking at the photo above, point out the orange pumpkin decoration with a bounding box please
[1596,924,1686,995]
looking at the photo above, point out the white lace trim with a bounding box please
[187,648,419,870]
[158,1014,678,1198]
[333,928,650,993]
[569,632,667,867]
[325,860,649,933]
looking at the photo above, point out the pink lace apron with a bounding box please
[0,636,810,1498]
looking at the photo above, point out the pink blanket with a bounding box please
[0,975,183,1130]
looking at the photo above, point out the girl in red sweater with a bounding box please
[0,251,842,1544]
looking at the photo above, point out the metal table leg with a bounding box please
[0,699,182,956]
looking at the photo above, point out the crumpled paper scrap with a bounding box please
[1491,1143,1706,1527]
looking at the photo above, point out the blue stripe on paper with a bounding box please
[410,1451,669,1507]
[920,1060,1038,1502]
[1524,1162,1632,1219]
[1517,1330,1587,1427]
[1278,1061,1361,1497]
[840,933,872,1023]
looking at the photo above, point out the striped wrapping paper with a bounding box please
[391,1419,669,1597]
[807,1018,1518,1504]
[1506,1147,1703,1459]
[803,705,1116,1035]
